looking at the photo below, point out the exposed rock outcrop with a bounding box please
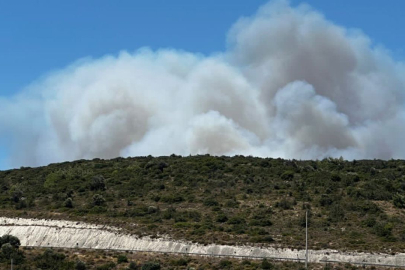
[1,217,404,267]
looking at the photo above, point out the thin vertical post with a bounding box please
[11,258,13,270]
[305,210,308,269]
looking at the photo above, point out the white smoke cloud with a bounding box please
[1,0,405,168]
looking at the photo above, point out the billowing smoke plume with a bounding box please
[1,0,405,167]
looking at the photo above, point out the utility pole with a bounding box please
[11,258,13,270]
[305,210,308,269]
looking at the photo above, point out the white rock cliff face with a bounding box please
[1,217,404,266]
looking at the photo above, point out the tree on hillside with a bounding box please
[0,235,20,249]
[0,234,24,263]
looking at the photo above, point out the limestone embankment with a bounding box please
[1,217,405,267]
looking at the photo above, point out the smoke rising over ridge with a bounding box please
[1,0,405,167]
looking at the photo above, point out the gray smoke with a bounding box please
[1,0,405,168]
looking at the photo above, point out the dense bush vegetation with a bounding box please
[1,155,405,252]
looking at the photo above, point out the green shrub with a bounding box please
[89,206,107,214]
[44,172,60,189]
[261,258,274,269]
[15,199,27,210]
[35,249,74,269]
[281,170,294,180]
[64,198,73,208]
[251,235,270,243]
[128,261,139,270]
[203,198,219,206]
[276,198,295,210]
[393,193,405,208]
[90,175,106,191]
[216,213,228,223]
[225,199,240,208]
[331,174,341,182]
[96,262,116,270]
[160,195,184,203]
[162,207,176,219]
[328,203,345,222]
[75,260,87,270]
[219,259,232,268]
[362,216,377,228]
[228,216,245,225]
[141,262,161,270]
[172,258,188,266]
[374,222,394,238]
[319,194,333,207]
[117,254,128,264]
[93,194,106,206]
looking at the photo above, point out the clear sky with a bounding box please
[1,0,404,169]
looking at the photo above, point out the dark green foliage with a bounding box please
[251,235,274,243]
[219,259,232,268]
[216,213,228,223]
[276,197,296,210]
[160,194,184,203]
[225,199,240,208]
[393,193,405,208]
[117,254,129,263]
[328,203,345,222]
[331,174,341,182]
[90,175,106,191]
[1,243,15,259]
[128,261,139,269]
[203,197,219,206]
[96,262,116,270]
[281,170,294,180]
[374,222,394,239]
[0,234,21,249]
[64,197,73,208]
[250,214,273,227]
[141,261,161,270]
[227,216,245,225]
[319,194,333,207]
[162,207,176,219]
[0,235,24,264]
[34,249,74,270]
[362,216,377,228]
[261,258,274,269]
[75,260,87,270]
[93,194,106,206]
[2,156,405,252]
[11,188,23,203]
[15,199,27,209]
[171,257,188,266]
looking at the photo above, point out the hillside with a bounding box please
[1,155,405,253]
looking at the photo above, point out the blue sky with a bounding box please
[1,0,404,169]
